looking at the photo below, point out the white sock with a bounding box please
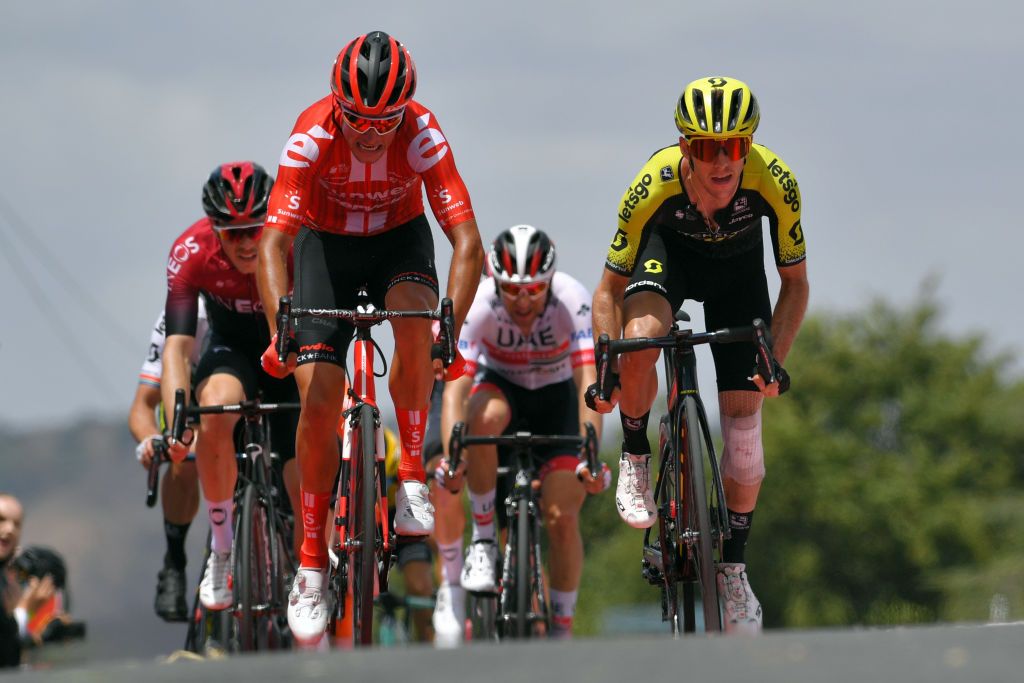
[437,539,464,585]
[206,498,233,553]
[469,488,496,542]
[550,589,578,634]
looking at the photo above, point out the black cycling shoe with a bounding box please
[155,566,188,622]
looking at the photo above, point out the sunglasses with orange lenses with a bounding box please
[499,281,549,298]
[214,224,263,242]
[340,107,405,135]
[687,137,752,162]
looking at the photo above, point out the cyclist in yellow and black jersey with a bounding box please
[605,142,804,274]
[590,77,809,634]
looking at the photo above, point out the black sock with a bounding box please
[722,509,753,564]
[163,520,191,570]
[620,411,652,455]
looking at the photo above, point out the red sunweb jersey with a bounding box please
[164,218,293,347]
[265,96,476,237]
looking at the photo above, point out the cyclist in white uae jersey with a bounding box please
[127,299,207,621]
[459,272,595,389]
[433,226,608,641]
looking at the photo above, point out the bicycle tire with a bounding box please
[267,520,292,649]
[514,497,530,639]
[237,483,271,651]
[683,395,721,632]
[654,414,684,635]
[529,508,549,636]
[184,530,212,653]
[467,591,497,642]
[352,403,377,645]
[262,481,293,651]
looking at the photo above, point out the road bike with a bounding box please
[276,289,455,646]
[447,423,599,639]
[172,391,299,652]
[595,314,781,635]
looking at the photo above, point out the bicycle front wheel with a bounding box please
[351,403,378,645]
[682,395,721,632]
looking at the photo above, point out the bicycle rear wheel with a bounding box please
[514,497,530,638]
[682,395,721,632]
[351,403,378,645]
[467,591,498,642]
[184,531,212,654]
[264,489,294,650]
[237,483,272,651]
[528,505,549,637]
[650,414,684,635]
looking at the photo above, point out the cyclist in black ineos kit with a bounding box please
[162,161,301,615]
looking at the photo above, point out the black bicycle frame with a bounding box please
[448,426,589,639]
[172,390,299,651]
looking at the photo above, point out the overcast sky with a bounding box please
[0,0,1021,431]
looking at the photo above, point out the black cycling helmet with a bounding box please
[201,161,273,226]
[331,31,417,117]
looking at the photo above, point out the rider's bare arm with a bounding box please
[769,261,809,365]
[443,219,484,336]
[257,227,296,335]
[574,364,602,442]
[440,373,473,457]
[439,373,472,489]
[129,383,161,443]
[128,383,162,467]
[592,267,629,344]
[160,334,195,456]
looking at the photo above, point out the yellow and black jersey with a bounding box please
[604,144,805,275]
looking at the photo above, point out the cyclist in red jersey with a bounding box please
[163,162,302,614]
[257,31,484,645]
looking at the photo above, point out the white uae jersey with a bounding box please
[458,272,595,390]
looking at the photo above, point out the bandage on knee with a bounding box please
[720,412,765,486]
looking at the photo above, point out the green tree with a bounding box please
[752,296,1024,627]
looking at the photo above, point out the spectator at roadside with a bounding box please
[0,493,84,660]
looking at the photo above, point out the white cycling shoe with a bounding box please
[615,453,656,529]
[432,582,465,648]
[717,562,763,634]
[288,566,329,645]
[460,540,498,593]
[199,550,232,610]
[395,480,435,536]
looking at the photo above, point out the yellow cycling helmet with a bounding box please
[675,76,760,139]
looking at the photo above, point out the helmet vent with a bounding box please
[691,89,708,132]
[727,91,742,132]
[710,88,724,134]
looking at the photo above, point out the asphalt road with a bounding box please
[9,621,1022,683]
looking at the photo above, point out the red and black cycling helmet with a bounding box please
[331,31,417,117]
[488,225,557,286]
[201,161,273,226]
